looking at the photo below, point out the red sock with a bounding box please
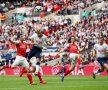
[20,68,27,77]
[23,68,27,72]
[37,72,43,82]
[27,73,33,84]
[64,69,71,76]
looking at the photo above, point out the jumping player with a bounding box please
[20,30,47,84]
[58,36,86,81]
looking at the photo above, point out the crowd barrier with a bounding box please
[0,46,60,60]
[0,65,107,76]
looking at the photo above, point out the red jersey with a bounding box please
[16,42,27,57]
[44,29,49,36]
[105,38,108,44]
[68,43,79,54]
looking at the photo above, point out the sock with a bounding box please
[36,62,40,73]
[27,73,33,84]
[37,72,43,82]
[94,69,102,74]
[98,69,103,73]
[64,69,71,76]
[107,70,108,74]
[20,68,27,76]
[36,65,40,73]
[60,67,66,73]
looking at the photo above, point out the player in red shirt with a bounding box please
[20,31,47,84]
[59,36,86,81]
[0,34,35,85]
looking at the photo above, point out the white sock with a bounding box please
[93,70,99,74]
[36,65,40,73]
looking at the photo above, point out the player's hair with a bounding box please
[68,37,71,43]
[71,35,75,39]
[68,35,76,43]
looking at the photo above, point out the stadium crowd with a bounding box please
[0,0,108,66]
[0,0,102,12]
[0,0,104,18]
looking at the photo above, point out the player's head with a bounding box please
[71,36,76,43]
[18,34,25,41]
[37,31,43,38]
[98,36,104,44]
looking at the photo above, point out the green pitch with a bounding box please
[0,75,108,90]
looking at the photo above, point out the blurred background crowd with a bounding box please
[0,0,108,66]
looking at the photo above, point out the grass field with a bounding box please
[0,75,108,90]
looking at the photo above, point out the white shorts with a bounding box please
[13,55,29,67]
[69,53,78,65]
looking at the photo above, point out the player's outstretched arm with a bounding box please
[9,38,19,45]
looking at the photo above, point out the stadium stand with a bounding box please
[0,0,108,66]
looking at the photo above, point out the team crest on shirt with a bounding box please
[20,45,26,48]
[70,46,78,51]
